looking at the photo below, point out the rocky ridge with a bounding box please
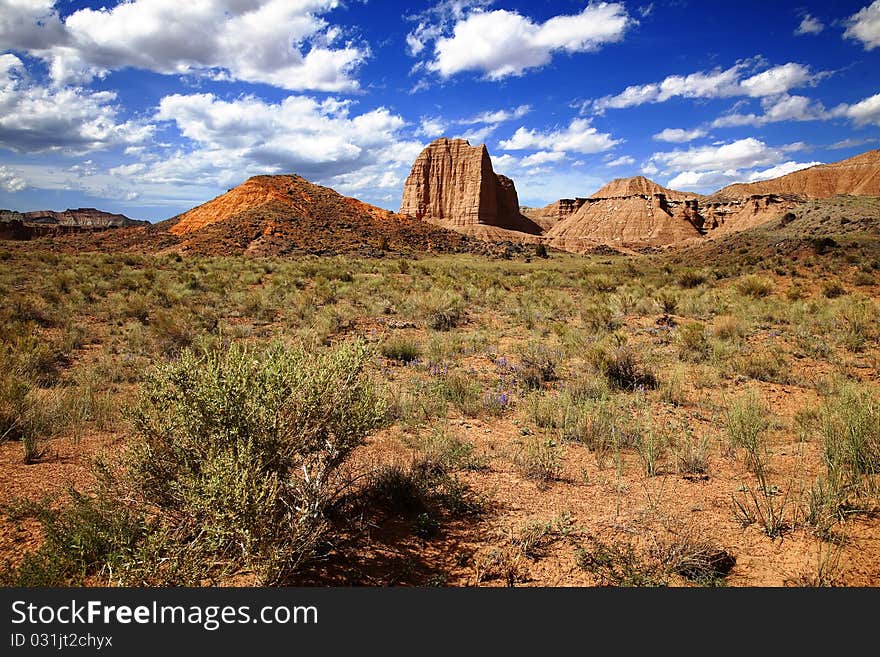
[718,149,880,198]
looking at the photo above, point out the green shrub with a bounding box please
[518,342,559,389]
[725,394,769,473]
[4,340,389,586]
[362,455,482,521]
[822,384,879,488]
[677,270,706,289]
[677,322,709,362]
[125,340,387,583]
[423,291,465,331]
[514,435,564,486]
[1,490,147,586]
[381,336,422,363]
[589,344,657,391]
[822,281,846,299]
[811,237,838,255]
[735,275,774,298]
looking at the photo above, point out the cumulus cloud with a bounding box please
[650,138,819,191]
[795,14,824,36]
[417,117,448,138]
[0,0,64,51]
[460,105,530,124]
[0,54,153,154]
[712,94,830,128]
[499,118,621,154]
[593,61,825,112]
[840,92,880,126]
[652,128,707,143]
[149,93,413,188]
[605,155,635,167]
[410,2,633,80]
[845,1,880,50]
[455,124,497,143]
[406,1,492,57]
[651,138,784,173]
[416,104,531,142]
[62,91,422,208]
[520,150,567,167]
[0,164,27,192]
[0,0,365,91]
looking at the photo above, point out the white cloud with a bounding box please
[747,161,822,182]
[455,124,496,143]
[712,94,829,128]
[841,92,880,126]
[499,118,621,154]
[593,61,825,112]
[649,138,786,174]
[0,54,153,154]
[0,0,64,51]
[405,1,492,57]
[461,104,530,124]
[417,117,448,138]
[845,1,880,50]
[89,92,422,209]
[795,14,824,36]
[415,3,633,80]
[652,128,707,143]
[829,136,880,149]
[520,150,566,167]
[739,63,816,97]
[666,170,738,190]
[2,1,366,92]
[653,138,822,192]
[0,164,27,192]
[605,155,635,167]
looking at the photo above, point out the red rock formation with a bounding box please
[399,137,542,236]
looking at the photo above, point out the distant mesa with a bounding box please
[399,137,543,242]
[22,208,145,228]
[0,207,145,240]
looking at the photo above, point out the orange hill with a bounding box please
[163,174,478,256]
[717,149,880,198]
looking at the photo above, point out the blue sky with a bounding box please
[0,0,879,221]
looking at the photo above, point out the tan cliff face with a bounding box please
[399,137,542,236]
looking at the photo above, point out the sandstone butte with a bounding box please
[399,137,543,242]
